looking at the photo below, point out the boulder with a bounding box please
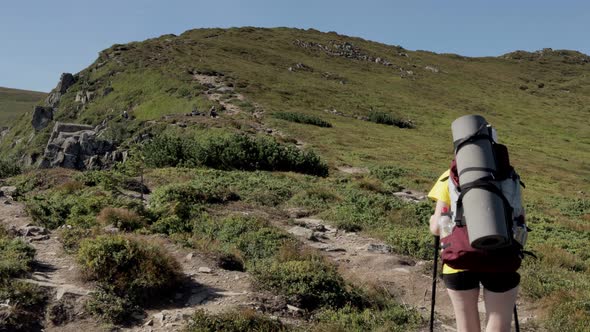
[32,106,54,131]
[56,73,76,94]
[39,122,119,170]
[45,73,77,108]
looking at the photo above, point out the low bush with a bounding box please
[0,158,21,178]
[77,234,182,303]
[193,215,290,263]
[0,280,48,332]
[367,111,414,129]
[287,187,341,213]
[272,112,332,127]
[151,182,240,207]
[0,227,47,331]
[26,187,114,229]
[85,286,138,325]
[59,227,96,253]
[185,309,288,332]
[543,290,590,332]
[0,235,35,279]
[143,133,329,176]
[313,304,423,332]
[386,226,433,260]
[97,207,147,231]
[251,248,354,310]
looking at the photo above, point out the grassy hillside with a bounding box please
[0,87,46,126]
[1,27,589,330]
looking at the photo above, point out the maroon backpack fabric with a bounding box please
[441,156,523,273]
[441,227,522,272]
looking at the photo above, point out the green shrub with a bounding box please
[543,290,590,332]
[85,286,137,324]
[151,214,194,235]
[151,182,240,206]
[144,133,329,176]
[185,309,288,332]
[320,188,402,232]
[288,187,340,213]
[367,111,414,128]
[251,250,353,310]
[97,207,146,231]
[0,237,35,279]
[313,304,423,332]
[26,188,114,229]
[0,280,48,332]
[386,227,432,260]
[0,159,21,178]
[77,234,181,302]
[193,215,290,262]
[272,112,332,127]
[59,227,96,253]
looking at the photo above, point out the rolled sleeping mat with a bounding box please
[451,115,510,249]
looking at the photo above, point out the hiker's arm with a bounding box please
[429,200,449,236]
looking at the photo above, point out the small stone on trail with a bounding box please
[367,243,393,254]
[287,304,304,314]
[323,247,346,252]
[185,252,193,260]
[198,267,212,273]
[144,319,154,326]
[287,226,315,240]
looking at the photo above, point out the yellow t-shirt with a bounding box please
[428,169,463,274]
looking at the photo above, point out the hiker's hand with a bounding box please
[429,200,448,236]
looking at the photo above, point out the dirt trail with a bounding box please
[0,195,290,332]
[0,195,91,301]
[280,212,540,332]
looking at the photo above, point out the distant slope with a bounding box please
[2,27,589,197]
[0,87,46,126]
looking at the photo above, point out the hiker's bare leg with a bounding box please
[483,286,518,332]
[447,288,481,332]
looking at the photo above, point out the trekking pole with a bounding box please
[430,235,440,332]
[514,305,520,332]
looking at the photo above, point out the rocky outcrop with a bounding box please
[31,106,54,131]
[45,73,77,108]
[294,39,395,67]
[39,122,122,170]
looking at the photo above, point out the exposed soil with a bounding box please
[0,196,297,332]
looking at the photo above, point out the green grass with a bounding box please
[0,87,46,126]
[1,27,589,330]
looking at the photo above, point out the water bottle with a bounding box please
[438,206,453,238]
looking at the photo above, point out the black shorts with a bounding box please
[443,271,520,293]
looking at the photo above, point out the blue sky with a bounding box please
[1,0,588,92]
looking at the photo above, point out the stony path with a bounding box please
[0,192,288,332]
[281,213,540,332]
[0,194,92,301]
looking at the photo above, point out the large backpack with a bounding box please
[441,145,529,273]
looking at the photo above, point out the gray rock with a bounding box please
[186,290,209,305]
[20,225,47,237]
[0,186,17,197]
[287,226,315,240]
[56,73,76,94]
[217,86,234,93]
[32,106,54,131]
[367,243,393,254]
[285,208,311,219]
[198,267,212,273]
[39,122,117,170]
